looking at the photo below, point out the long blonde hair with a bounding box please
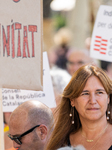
[46,64,112,150]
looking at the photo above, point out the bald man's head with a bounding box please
[10,100,53,128]
[8,100,54,150]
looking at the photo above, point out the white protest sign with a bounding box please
[0,0,43,91]
[2,52,56,112]
[90,5,112,62]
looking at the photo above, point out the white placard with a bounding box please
[90,5,112,62]
[2,52,56,112]
[0,0,43,91]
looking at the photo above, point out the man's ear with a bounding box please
[36,124,48,140]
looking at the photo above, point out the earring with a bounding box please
[107,116,109,120]
[69,106,74,124]
[72,107,74,124]
[69,107,72,117]
[107,104,110,120]
[108,111,110,114]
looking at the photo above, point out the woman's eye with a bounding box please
[97,91,103,94]
[81,93,89,96]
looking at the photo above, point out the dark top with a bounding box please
[68,138,112,150]
[109,146,112,150]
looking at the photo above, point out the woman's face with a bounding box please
[71,76,109,122]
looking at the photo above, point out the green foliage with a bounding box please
[53,14,66,31]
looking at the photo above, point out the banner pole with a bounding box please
[0,88,4,150]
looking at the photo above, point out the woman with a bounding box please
[46,64,112,150]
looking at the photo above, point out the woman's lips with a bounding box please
[87,108,99,110]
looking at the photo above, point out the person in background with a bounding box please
[46,64,112,150]
[100,60,111,72]
[100,60,112,79]
[48,47,71,106]
[53,27,73,70]
[8,100,54,150]
[47,27,73,106]
[50,65,71,106]
[66,49,93,76]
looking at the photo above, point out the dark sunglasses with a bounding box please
[8,124,40,145]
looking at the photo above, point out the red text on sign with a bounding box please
[2,23,37,58]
